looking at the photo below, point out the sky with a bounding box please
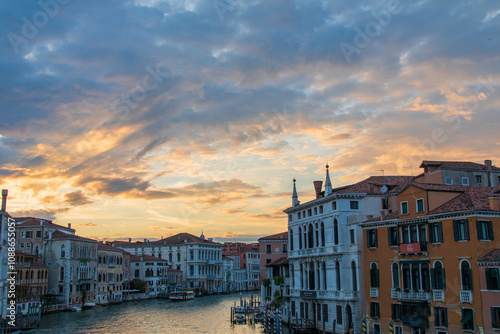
[1,0,499,243]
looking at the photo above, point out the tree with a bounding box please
[130,278,146,292]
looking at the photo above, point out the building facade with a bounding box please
[415,160,500,187]
[285,165,412,333]
[258,232,288,284]
[96,242,125,305]
[361,183,500,334]
[130,254,169,297]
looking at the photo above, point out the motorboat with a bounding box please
[169,290,195,301]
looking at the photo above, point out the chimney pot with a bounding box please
[1,189,8,212]
[313,181,323,199]
[129,238,132,244]
[489,197,500,211]
[485,160,493,169]
[380,210,386,220]
[68,223,71,229]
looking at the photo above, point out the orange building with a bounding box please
[362,183,500,334]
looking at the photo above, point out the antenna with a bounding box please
[404,166,413,176]
[375,169,384,176]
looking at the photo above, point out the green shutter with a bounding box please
[476,221,482,240]
[430,268,436,289]
[438,222,443,242]
[487,221,494,240]
[453,220,459,241]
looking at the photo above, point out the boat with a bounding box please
[254,313,264,322]
[71,306,82,312]
[169,290,195,301]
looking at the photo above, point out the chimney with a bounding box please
[380,210,386,221]
[313,181,323,199]
[485,160,493,169]
[1,189,7,211]
[68,223,71,229]
[489,197,500,211]
[128,238,132,244]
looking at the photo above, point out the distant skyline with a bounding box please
[1,1,499,242]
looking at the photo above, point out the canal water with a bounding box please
[35,292,278,334]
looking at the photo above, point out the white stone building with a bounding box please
[130,254,169,297]
[96,242,125,304]
[285,165,412,333]
[115,232,223,293]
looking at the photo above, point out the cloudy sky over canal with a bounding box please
[1,0,499,241]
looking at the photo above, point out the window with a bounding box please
[416,198,425,212]
[394,326,403,334]
[370,263,379,288]
[351,262,357,291]
[373,323,381,334]
[492,307,500,329]
[461,308,474,331]
[453,219,470,241]
[323,304,328,322]
[370,302,380,318]
[298,212,301,219]
[289,229,294,250]
[485,268,500,290]
[266,259,271,264]
[308,209,312,216]
[366,229,377,248]
[350,201,359,210]
[462,177,469,186]
[400,201,409,215]
[321,223,325,246]
[429,222,443,243]
[319,206,323,214]
[334,220,339,245]
[60,245,65,258]
[288,215,292,222]
[476,220,494,241]
[332,202,337,210]
[26,231,32,238]
[350,229,355,244]
[445,177,453,185]
[336,305,342,324]
[431,261,446,290]
[434,307,448,328]
[336,261,341,291]
[388,227,399,246]
[476,175,483,185]
[35,230,41,238]
[391,303,402,321]
[461,261,472,290]
[282,244,287,253]
[59,267,64,281]
[392,263,400,289]
[266,245,272,254]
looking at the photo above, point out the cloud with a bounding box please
[10,208,70,220]
[74,222,99,227]
[63,190,94,206]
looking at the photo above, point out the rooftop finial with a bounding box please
[325,163,332,196]
[292,178,299,206]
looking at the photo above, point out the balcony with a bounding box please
[433,290,444,302]
[108,263,116,268]
[460,290,473,303]
[394,290,431,302]
[391,288,400,299]
[370,287,379,298]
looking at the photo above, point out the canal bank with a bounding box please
[35,292,288,334]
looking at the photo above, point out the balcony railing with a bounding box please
[433,290,445,302]
[296,289,359,301]
[393,290,431,301]
[370,287,379,298]
[108,263,116,268]
[460,290,473,303]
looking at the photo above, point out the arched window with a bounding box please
[411,263,421,290]
[298,227,302,249]
[336,261,341,291]
[59,266,65,281]
[315,223,319,247]
[421,263,430,290]
[309,262,315,290]
[392,263,400,289]
[60,245,65,258]
[290,264,295,288]
[370,263,379,288]
[320,222,325,247]
[461,261,472,290]
[289,229,294,251]
[308,224,314,249]
[177,253,181,262]
[300,264,304,289]
[190,250,194,260]
[432,261,445,290]
[334,219,339,245]
[351,261,358,291]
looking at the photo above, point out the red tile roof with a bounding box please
[333,176,414,195]
[258,232,288,241]
[98,242,124,252]
[14,217,75,231]
[266,257,288,266]
[429,186,498,214]
[478,249,500,263]
[419,160,500,170]
[167,268,182,273]
[50,230,97,242]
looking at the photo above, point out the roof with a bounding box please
[333,176,414,195]
[429,186,498,214]
[98,242,124,252]
[419,160,500,171]
[130,254,168,262]
[258,232,288,241]
[50,230,97,243]
[14,217,75,232]
[478,249,500,264]
[167,268,182,273]
[266,257,288,267]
